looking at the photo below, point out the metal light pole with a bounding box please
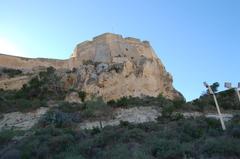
[224,82,240,103]
[204,82,226,130]
[236,83,240,102]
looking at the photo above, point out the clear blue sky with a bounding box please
[0,0,239,101]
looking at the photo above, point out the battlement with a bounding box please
[75,33,151,50]
[124,37,141,43]
[93,33,123,41]
[69,33,157,66]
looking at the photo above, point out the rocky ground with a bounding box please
[0,107,49,131]
[0,106,234,131]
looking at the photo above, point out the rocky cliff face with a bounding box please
[0,33,182,101]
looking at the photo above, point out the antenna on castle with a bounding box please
[204,82,226,130]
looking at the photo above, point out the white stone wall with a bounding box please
[69,33,160,68]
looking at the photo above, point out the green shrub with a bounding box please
[99,143,150,159]
[115,96,128,107]
[150,139,190,159]
[1,149,21,159]
[109,63,124,73]
[120,128,146,143]
[82,60,94,65]
[200,137,240,157]
[18,127,76,159]
[82,97,111,119]
[2,115,240,159]
[119,120,131,127]
[91,127,101,135]
[16,67,66,100]
[0,130,15,145]
[107,99,116,106]
[157,93,168,104]
[218,89,240,110]
[231,114,240,125]
[181,120,206,140]
[0,90,47,113]
[109,96,163,108]
[207,82,220,94]
[39,110,73,128]
[107,94,183,110]
[54,151,86,159]
[191,89,240,111]
[14,98,47,112]
[170,112,184,121]
[0,130,22,145]
[49,134,75,153]
[78,91,86,102]
[229,126,240,138]
[161,103,175,117]
[47,66,56,73]
[2,68,22,77]
[58,102,84,113]
[172,98,186,108]
[205,118,221,129]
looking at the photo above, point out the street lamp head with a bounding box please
[224,82,232,89]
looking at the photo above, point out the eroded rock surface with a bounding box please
[79,106,160,129]
[0,106,234,131]
[65,92,82,103]
[0,107,49,131]
[66,33,183,101]
[0,75,30,90]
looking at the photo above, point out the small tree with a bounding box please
[207,82,220,94]
[46,66,56,74]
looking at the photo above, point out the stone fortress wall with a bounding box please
[0,53,69,70]
[69,33,161,68]
[0,33,162,71]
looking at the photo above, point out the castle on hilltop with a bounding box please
[0,33,181,101]
[0,33,162,70]
[69,33,159,69]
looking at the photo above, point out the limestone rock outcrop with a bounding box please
[0,33,182,101]
[65,92,82,103]
[65,33,182,100]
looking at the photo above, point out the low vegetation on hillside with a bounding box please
[1,115,240,159]
[0,68,23,78]
[191,88,240,111]
[1,70,240,159]
[1,66,239,114]
[0,67,66,113]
